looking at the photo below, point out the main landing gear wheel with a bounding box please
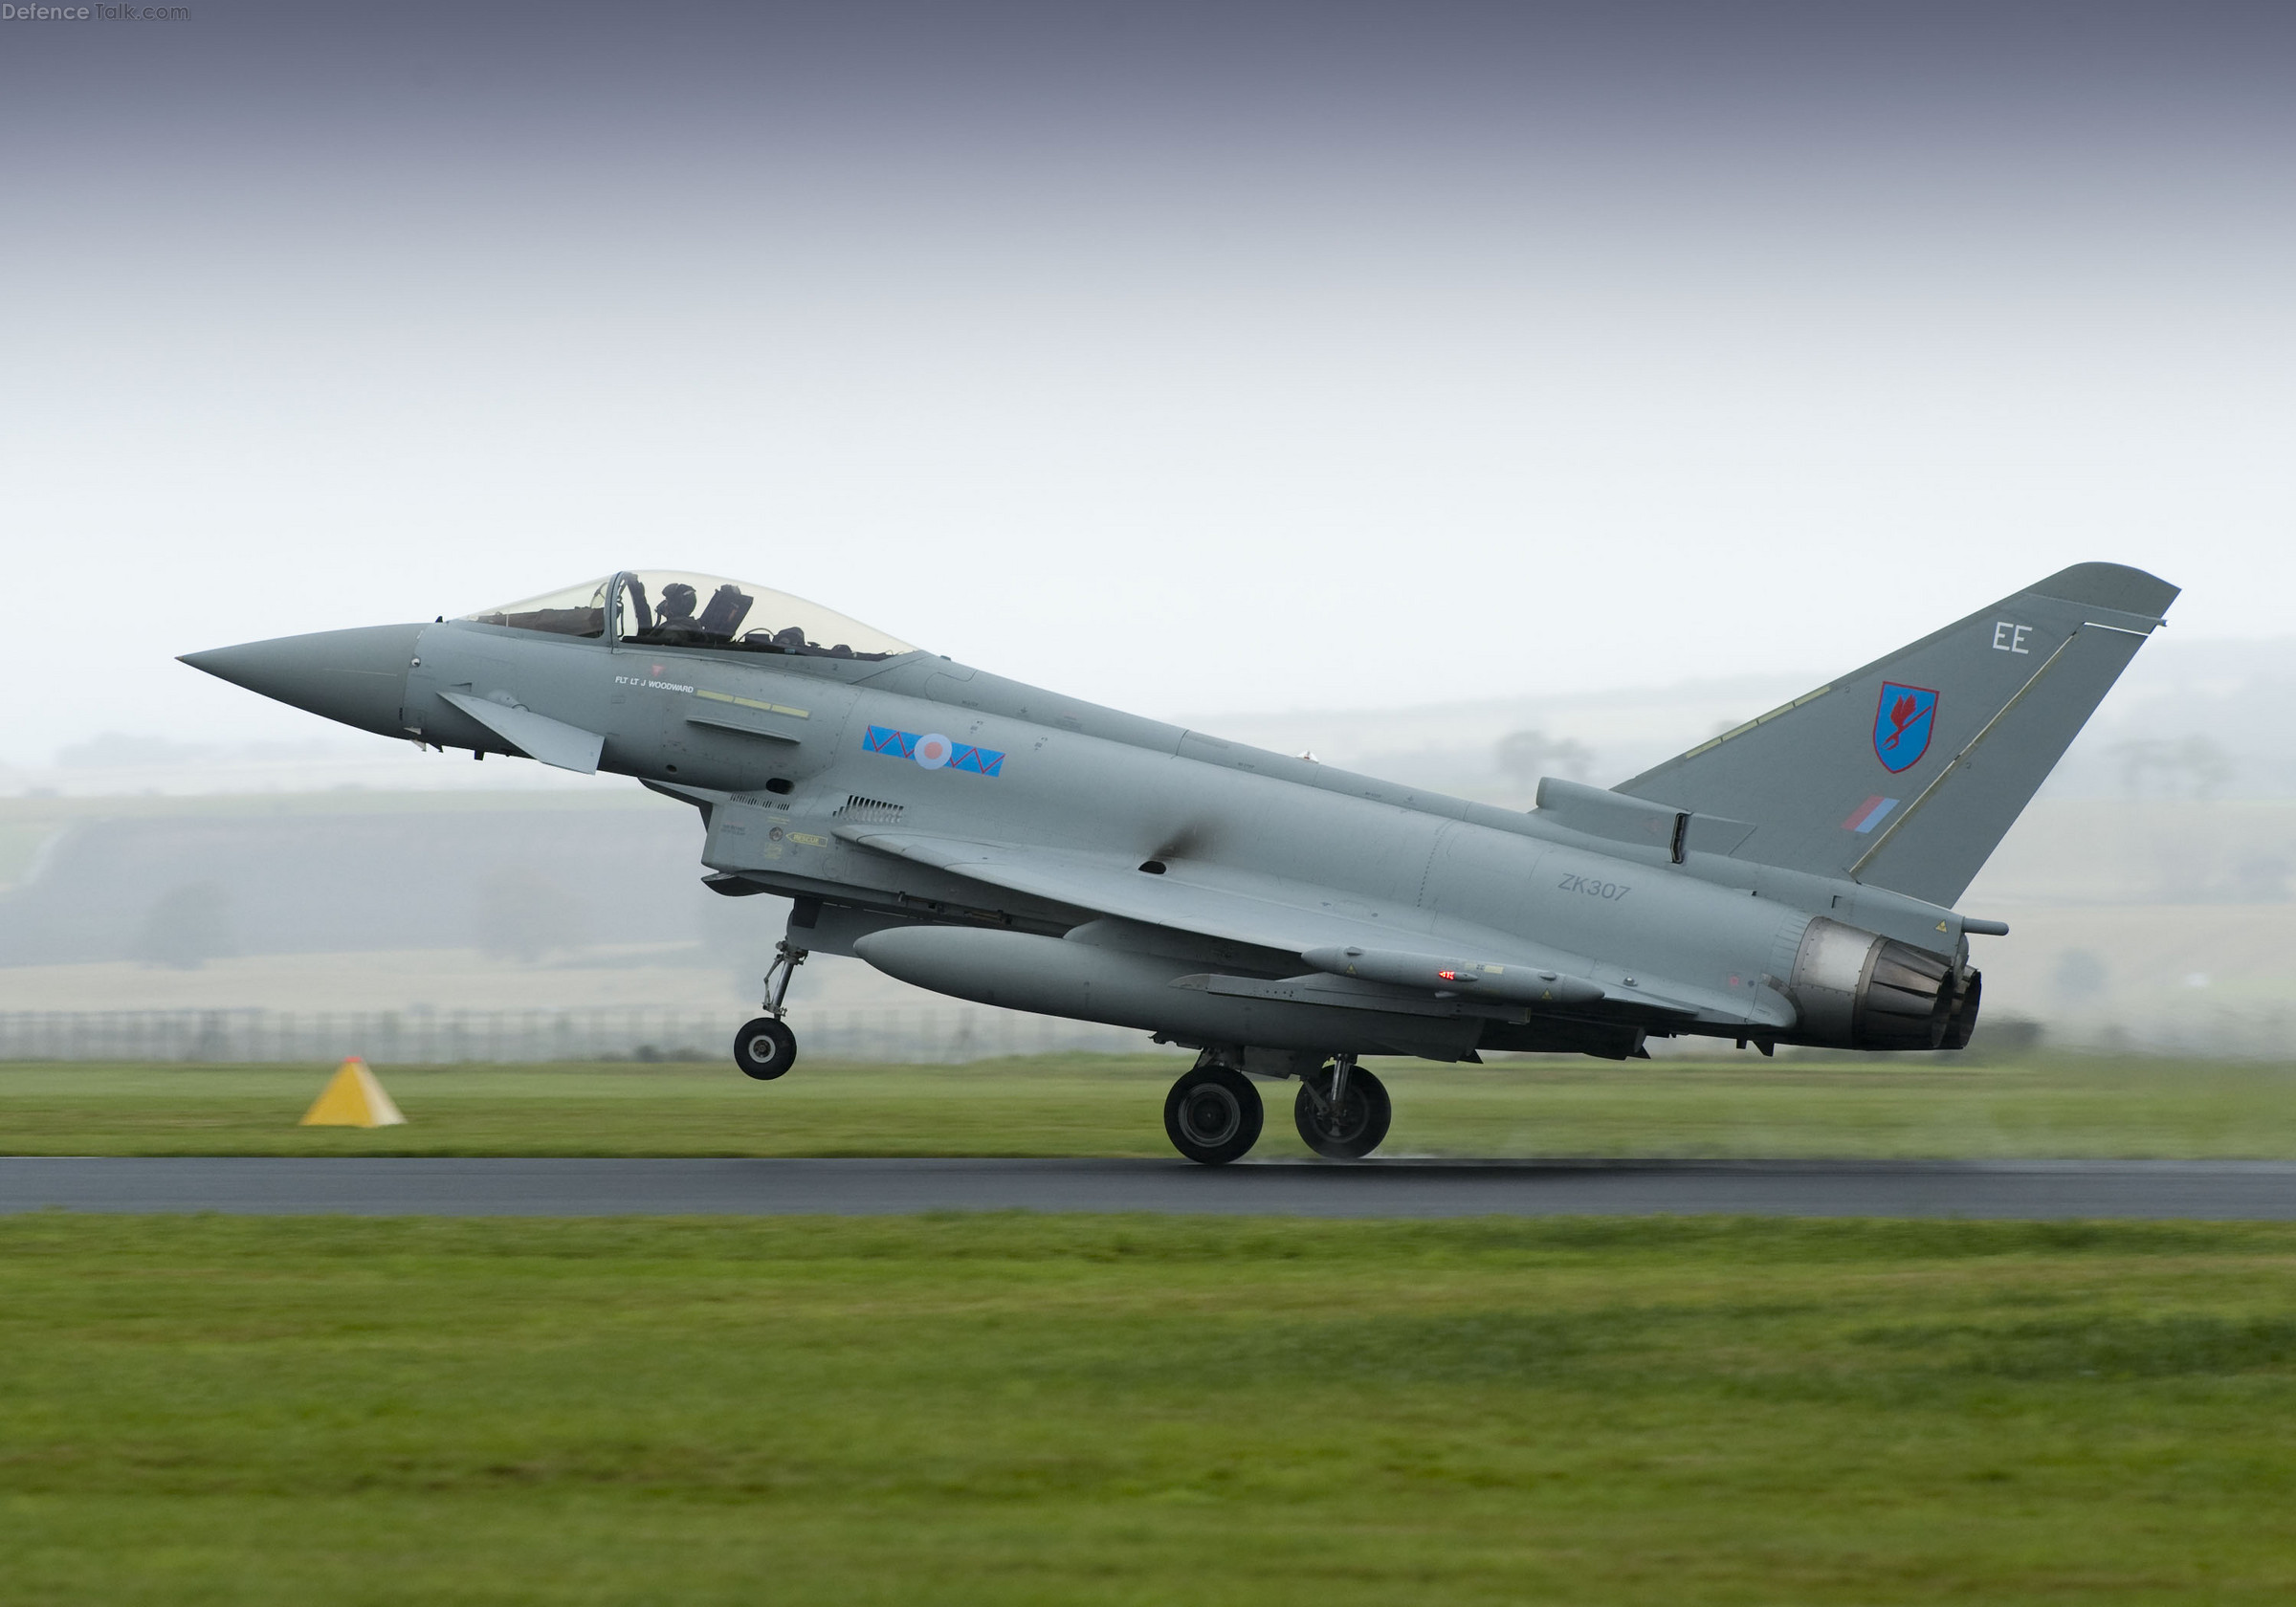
[733,1017,798,1080]
[1163,1064,1264,1165]
[1293,1060,1391,1159]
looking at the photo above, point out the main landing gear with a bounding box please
[1162,1059,1264,1166]
[1160,1051,1394,1165]
[1292,1055,1391,1160]
[733,941,808,1081]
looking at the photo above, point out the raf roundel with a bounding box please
[861,725,1005,776]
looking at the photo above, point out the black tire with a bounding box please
[1162,1064,1264,1165]
[1292,1064,1391,1159]
[733,1016,798,1080]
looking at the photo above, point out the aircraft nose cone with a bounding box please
[180,623,426,738]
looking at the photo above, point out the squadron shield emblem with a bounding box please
[1872,682,1938,773]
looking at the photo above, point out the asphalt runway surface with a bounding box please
[4,1156,2296,1218]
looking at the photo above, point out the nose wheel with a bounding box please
[733,940,807,1081]
[733,1017,798,1080]
[1163,1061,1264,1165]
[1292,1056,1391,1159]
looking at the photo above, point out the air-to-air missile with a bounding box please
[184,563,2176,1163]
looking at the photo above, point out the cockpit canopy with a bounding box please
[464,571,918,661]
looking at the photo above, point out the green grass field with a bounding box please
[3,1051,2294,1158]
[6,1214,2296,1604]
[10,1056,2296,1600]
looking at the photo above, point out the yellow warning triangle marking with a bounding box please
[299,1057,408,1128]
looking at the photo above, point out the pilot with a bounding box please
[654,583,702,633]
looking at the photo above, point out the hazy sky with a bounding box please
[5,1,2291,758]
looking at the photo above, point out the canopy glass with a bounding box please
[465,571,917,660]
[463,578,610,638]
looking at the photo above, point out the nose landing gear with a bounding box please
[734,1017,797,1080]
[733,940,808,1081]
[1292,1054,1391,1159]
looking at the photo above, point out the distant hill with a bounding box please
[1,787,2287,1054]
[0,791,719,968]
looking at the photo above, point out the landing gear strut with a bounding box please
[733,941,807,1081]
[1163,1057,1264,1165]
[1292,1055,1391,1159]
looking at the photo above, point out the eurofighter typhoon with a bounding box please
[184,563,2175,1163]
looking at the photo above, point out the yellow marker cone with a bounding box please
[299,1056,408,1128]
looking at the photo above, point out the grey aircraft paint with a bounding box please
[183,562,2176,1162]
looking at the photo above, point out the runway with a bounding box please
[4,1156,2295,1218]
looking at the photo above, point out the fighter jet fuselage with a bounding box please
[185,562,2177,1162]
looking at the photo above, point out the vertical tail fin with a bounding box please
[1616,563,2177,907]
